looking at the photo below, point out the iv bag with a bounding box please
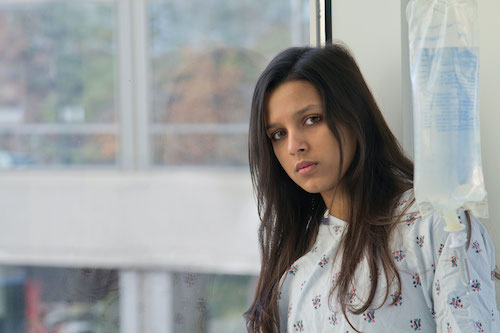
[407,0,488,224]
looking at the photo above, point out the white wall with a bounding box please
[477,0,500,301]
[332,0,500,301]
[331,1,403,142]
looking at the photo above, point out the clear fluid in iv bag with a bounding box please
[412,47,487,215]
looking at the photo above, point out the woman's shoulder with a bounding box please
[391,188,450,252]
[393,187,458,231]
[393,187,421,224]
[394,187,416,208]
[392,188,495,257]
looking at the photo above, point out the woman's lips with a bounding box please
[296,162,318,175]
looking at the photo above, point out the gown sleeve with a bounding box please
[431,210,500,332]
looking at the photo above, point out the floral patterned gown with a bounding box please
[278,189,500,332]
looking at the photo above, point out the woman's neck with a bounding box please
[321,188,350,222]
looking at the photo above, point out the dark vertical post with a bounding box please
[325,0,332,44]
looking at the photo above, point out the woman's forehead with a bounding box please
[265,80,322,122]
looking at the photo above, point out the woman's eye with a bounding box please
[304,116,321,126]
[271,130,286,141]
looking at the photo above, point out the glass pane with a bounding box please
[152,133,248,166]
[0,266,256,333]
[0,266,119,333]
[0,133,117,168]
[149,0,310,166]
[170,272,257,332]
[0,1,117,168]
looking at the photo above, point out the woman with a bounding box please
[245,43,499,332]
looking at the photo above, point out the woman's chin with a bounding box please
[298,183,325,194]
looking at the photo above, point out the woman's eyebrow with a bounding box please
[266,104,320,131]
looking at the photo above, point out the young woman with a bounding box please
[245,43,499,332]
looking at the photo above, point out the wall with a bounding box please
[331,0,500,301]
[477,0,500,301]
[331,1,403,143]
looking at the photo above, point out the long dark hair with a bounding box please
[245,43,415,332]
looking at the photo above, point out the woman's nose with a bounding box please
[288,131,308,155]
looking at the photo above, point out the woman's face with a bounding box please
[265,80,356,198]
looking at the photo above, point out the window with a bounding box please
[0,0,310,331]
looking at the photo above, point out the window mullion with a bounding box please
[119,270,141,333]
[131,0,151,169]
[117,0,136,169]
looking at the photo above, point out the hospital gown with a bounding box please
[278,189,500,332]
